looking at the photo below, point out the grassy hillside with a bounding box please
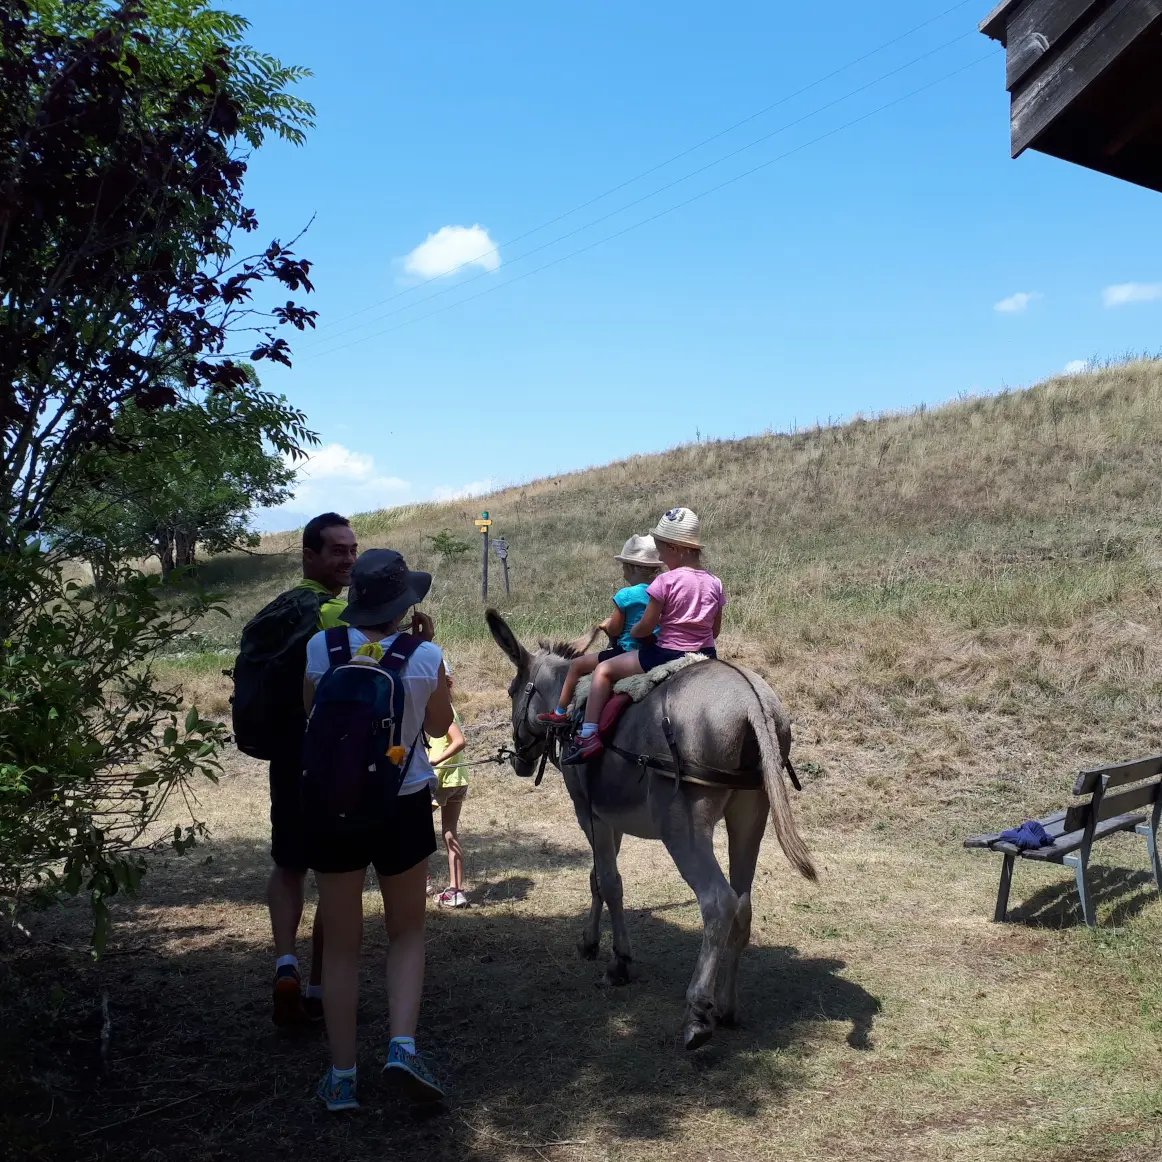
[10,360,1162,1162]
[176,358,1162,835]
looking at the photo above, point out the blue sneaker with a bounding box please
[316,1068,359,1112]
[383,1041,444,1103]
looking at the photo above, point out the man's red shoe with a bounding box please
[272,963,304,1028]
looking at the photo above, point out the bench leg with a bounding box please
[1137,822,1162,893]
[1063,853,1095,927]
[994,852,1015,922]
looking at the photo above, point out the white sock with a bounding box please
[579,723,598,739]
[390,1035,416,1056]
[276,954,299,972]
[332,1064,356,1080]
[305,984,323,999]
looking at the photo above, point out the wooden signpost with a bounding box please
[474,513,492,599]
[493,536,510,595]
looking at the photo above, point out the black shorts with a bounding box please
[269,746,308,872]
[637,643,717,672]
[597,645,625,664]
[305,787,437,876]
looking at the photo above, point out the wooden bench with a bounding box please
[965,754,1162,926]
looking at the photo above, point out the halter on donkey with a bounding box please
[487,609,816,1051]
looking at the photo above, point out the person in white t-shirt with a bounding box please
[302,549,452,1113]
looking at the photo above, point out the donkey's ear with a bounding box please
[486,608,530,670]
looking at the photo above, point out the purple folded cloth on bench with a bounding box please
[998,820,1054,850]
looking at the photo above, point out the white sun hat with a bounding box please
[650,507,702,549]
[614,534,662,568]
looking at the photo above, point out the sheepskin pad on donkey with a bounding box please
[570,652,709,714]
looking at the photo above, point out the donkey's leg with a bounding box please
[578,832,624,960]
[660,786,737,1050]
[716,789,767,1027]
[577,862,604,961]
[590,824,633,985]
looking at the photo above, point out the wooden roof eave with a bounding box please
[980,0,1021,44]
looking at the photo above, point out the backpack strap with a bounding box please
[324,625,352,669]
[376,634,423,749]
[377,632,423,673]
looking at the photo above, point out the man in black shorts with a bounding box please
[268,512,357,1026]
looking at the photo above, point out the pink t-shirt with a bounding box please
[646,568,725,651]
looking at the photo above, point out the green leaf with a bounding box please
[185,707,199,733]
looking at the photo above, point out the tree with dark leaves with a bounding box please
[0,0,318,948]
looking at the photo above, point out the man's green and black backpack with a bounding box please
[231,587,326,760]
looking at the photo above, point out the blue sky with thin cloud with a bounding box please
[236,0,1162,529]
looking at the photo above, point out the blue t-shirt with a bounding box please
[613,584,652,651]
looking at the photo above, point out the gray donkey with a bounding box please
[486,610,816,1050]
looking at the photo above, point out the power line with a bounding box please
[304,28,977,352]
[303,48,1000,364]
[307,0,979,337]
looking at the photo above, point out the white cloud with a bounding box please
[1102,282,1162,308]
[1063,359,1088,375]
[432,478,497,502]
[403,225,500,279]
[994,291,1040,314]
[302,443,377,481]
[258,443,411,529]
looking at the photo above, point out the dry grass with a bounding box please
[4,743,1160,1162]
[5,361,1162,1160]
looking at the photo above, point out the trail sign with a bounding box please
[493,537,510,594]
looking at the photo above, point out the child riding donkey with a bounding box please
[551,508,725,765]
[538,534,664,729]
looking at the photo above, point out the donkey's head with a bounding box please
[485,609,591,778]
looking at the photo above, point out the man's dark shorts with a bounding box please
[305,788,437,877]
[269,746,309,872]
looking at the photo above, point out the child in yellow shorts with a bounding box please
[427,661,469,907]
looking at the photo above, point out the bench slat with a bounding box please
[1064,776,1162,832]
[1015,812,1148,861]
[1073,754,1162,795]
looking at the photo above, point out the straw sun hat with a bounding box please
[649,507,703,550]
[614,534,662,567]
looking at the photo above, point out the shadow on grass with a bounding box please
[1009,864,1160,928]
[128,828,596,911]
[195,550,298,593]
[2,835,881,1162]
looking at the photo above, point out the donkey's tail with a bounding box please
[746,699,817,882]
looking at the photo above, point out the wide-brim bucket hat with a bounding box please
[342,548,432,628]
[614,534,662,568]
[649,507,703,550]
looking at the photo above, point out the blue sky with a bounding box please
[236,0,1162,529]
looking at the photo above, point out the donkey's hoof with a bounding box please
[576,939,600,961]
[683,1019,715,1051]
[602,955,634,987]
[714,1007,739,1029]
